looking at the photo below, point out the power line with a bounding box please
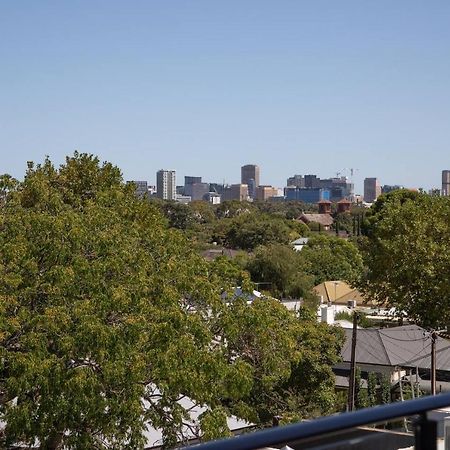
[378,330,431,342]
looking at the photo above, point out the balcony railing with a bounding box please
[187,392,450,450]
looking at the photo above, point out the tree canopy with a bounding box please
[246,244,317,305]
[211,213,306,250]
[0,154,343,449]
[359,190,450,328]
[299,235,363,286]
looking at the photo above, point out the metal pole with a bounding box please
[415,413,437,450]
[431,331,437,395]
[347,313,358,411]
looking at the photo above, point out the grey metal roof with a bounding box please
[341,325,450,371]
[291,237,309,245]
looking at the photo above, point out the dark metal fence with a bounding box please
[187,393,450,450]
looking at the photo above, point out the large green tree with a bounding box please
[299,235,363,286]
[246,244,317,304]
[213,213,303,250]
[359,190,450,328]
[221,298,343,424]
[0,154,342,449]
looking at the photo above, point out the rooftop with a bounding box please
[341,325,450,370]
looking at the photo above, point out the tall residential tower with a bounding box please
[156,170,176,200]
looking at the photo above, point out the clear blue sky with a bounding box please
[1,1,449,193]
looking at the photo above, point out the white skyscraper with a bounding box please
[156,170,176,200]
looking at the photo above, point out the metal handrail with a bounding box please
[188,393,450,450]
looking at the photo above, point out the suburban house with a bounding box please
[314,281,369,306]
[298,213,334,231]
[334,325,450,394]
[290,237,309,251]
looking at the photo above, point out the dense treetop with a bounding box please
[359,190,450,328]
[0,154,343,449]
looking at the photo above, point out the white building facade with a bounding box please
[156,169,176,200]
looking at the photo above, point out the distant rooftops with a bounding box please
[298,213,334,228]
[341,325,450,371]
[314,281,368,305]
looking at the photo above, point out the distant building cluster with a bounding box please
[127,166,449,205]
[285,174,353,203]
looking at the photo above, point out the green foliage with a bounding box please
[252,200,316,220]
[212,213,302,250]
[0,154,345,449]
[333,213,352,235]
[306,221,323,232]
[215,200,256,219]
[380,375,391,404]
[246,244,316,304]
[208,256,254,293]
[0,154,232,448]
[333,390,349,412]
[334,312,376,328]
[355,367,368,409]
[158,200,195,230]
[287,219,310,237]
[359,191,450,328]
[367,372,378,407]
[221,298,344,423]
[361,189,421,238]
[199,407,232,442]
[334,311,353,322]
[299,235,364,285]
[153,200,217,247]
[352,370,391,411]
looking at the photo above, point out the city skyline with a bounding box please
[133,165,447,202]
[1,1,450,193]
[1,156,446,196]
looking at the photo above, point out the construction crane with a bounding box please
[340,168,359,180]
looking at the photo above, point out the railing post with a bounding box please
[415,413,437,450]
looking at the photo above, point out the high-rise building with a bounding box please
[241,165,260,188]
[246,179,256,199]
[222,184,249,201]
[287,175,305,188]
[184,176,202,194]
[209,183,225,195]
[304,174,320,189]
[190,183,210,201]
[442,170,450,196]
[364,178,381,203]
[284,187,330,203]
[204,192,221,204]
[185,176,202,186]
[184,176,202,197]
[255,185,278,201]
[127,181,149,198]
[156,170,176,200]
[286,174,352,201]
